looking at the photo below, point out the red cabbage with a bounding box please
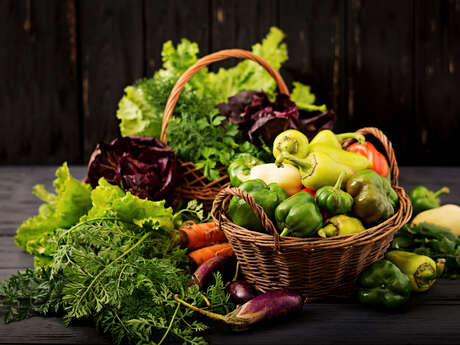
[85,136,179,201]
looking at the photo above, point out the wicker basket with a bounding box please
[160,49,290,210]
[211,127,413,299]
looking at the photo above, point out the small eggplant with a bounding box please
[226,280,256,304]
[189,255,235,290]
[174,289,303,331]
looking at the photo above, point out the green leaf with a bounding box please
[212,116,225,126]
[15,163,92,262]
[290,82,327,112]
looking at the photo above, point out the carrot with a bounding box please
[188,243,235,266]
[179,222,227,250]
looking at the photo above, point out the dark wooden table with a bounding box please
[1,166,459,345]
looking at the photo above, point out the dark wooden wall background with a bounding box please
[1,0,459,166]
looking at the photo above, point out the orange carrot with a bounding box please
[179,222,227,250]
[188,243,234,266]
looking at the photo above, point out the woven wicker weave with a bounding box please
[160,49,290,209]
[211,127,412,299]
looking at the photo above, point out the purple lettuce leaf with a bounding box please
[85,136,179,201]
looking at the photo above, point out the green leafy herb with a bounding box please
[4,184,234,345]
[391,223,460,278]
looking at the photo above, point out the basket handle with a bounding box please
[160,49,290,143]
[211,186,281,252]
[342,127,399,185]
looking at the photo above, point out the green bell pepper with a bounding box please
[275,192,323,237]
[315,171,354,214]
[357,260,412,309]
[346,169,399,225]
[409,186,450,216]
[227,154,264,187]
[228,179,287,232]
[317,215,365,238]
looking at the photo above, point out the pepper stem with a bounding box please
[318,224,338,238]
[433,187,450,198]
[173,294,227,322]
[275,152,312,170]
[280,228,290,237]
[436,258,446,278]
[336,132,366,145]
[333,171,346,190]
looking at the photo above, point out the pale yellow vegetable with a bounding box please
[249,163,302,196]
[412,204,460,236]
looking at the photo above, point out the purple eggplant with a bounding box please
[189,256,235,290]
[226,280,256,304]
[174,289,303,331]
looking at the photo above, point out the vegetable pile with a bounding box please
[226,128,395,238]
[1,23,460,345]
[116,27,328,180]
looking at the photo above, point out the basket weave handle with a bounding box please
[160,49,290,143]
[212,186,281,251]
[342,127,399,185]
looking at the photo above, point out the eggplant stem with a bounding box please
[173,294,227,322]
[434,187,450,198]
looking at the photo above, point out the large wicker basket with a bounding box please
[160,49,290,210]
[211,127,412,299]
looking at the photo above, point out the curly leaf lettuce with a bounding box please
[290,82,327,113]
[15,163,92,254]
[83,178,174,231]
[117,27,288,139]
[207,27,288,103]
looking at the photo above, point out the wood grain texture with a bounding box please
[414,0,460,166]
[346,0,415,164]
[144,0,211,76]
[79,0,144,160]
[210,0,278,70]
[0,315,110,344]
[0,166,86,236]
[279,1,346,128]
[0,0,81,164]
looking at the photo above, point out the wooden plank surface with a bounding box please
[346,0,415,164]
[0,0,81,164]
[79,0,144,159]
[144,0,211,76]
[279,1,346,127]
[414,0,460,166]
[0,166,459,344]
[210,0,278,70]
[2,1,460,166]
